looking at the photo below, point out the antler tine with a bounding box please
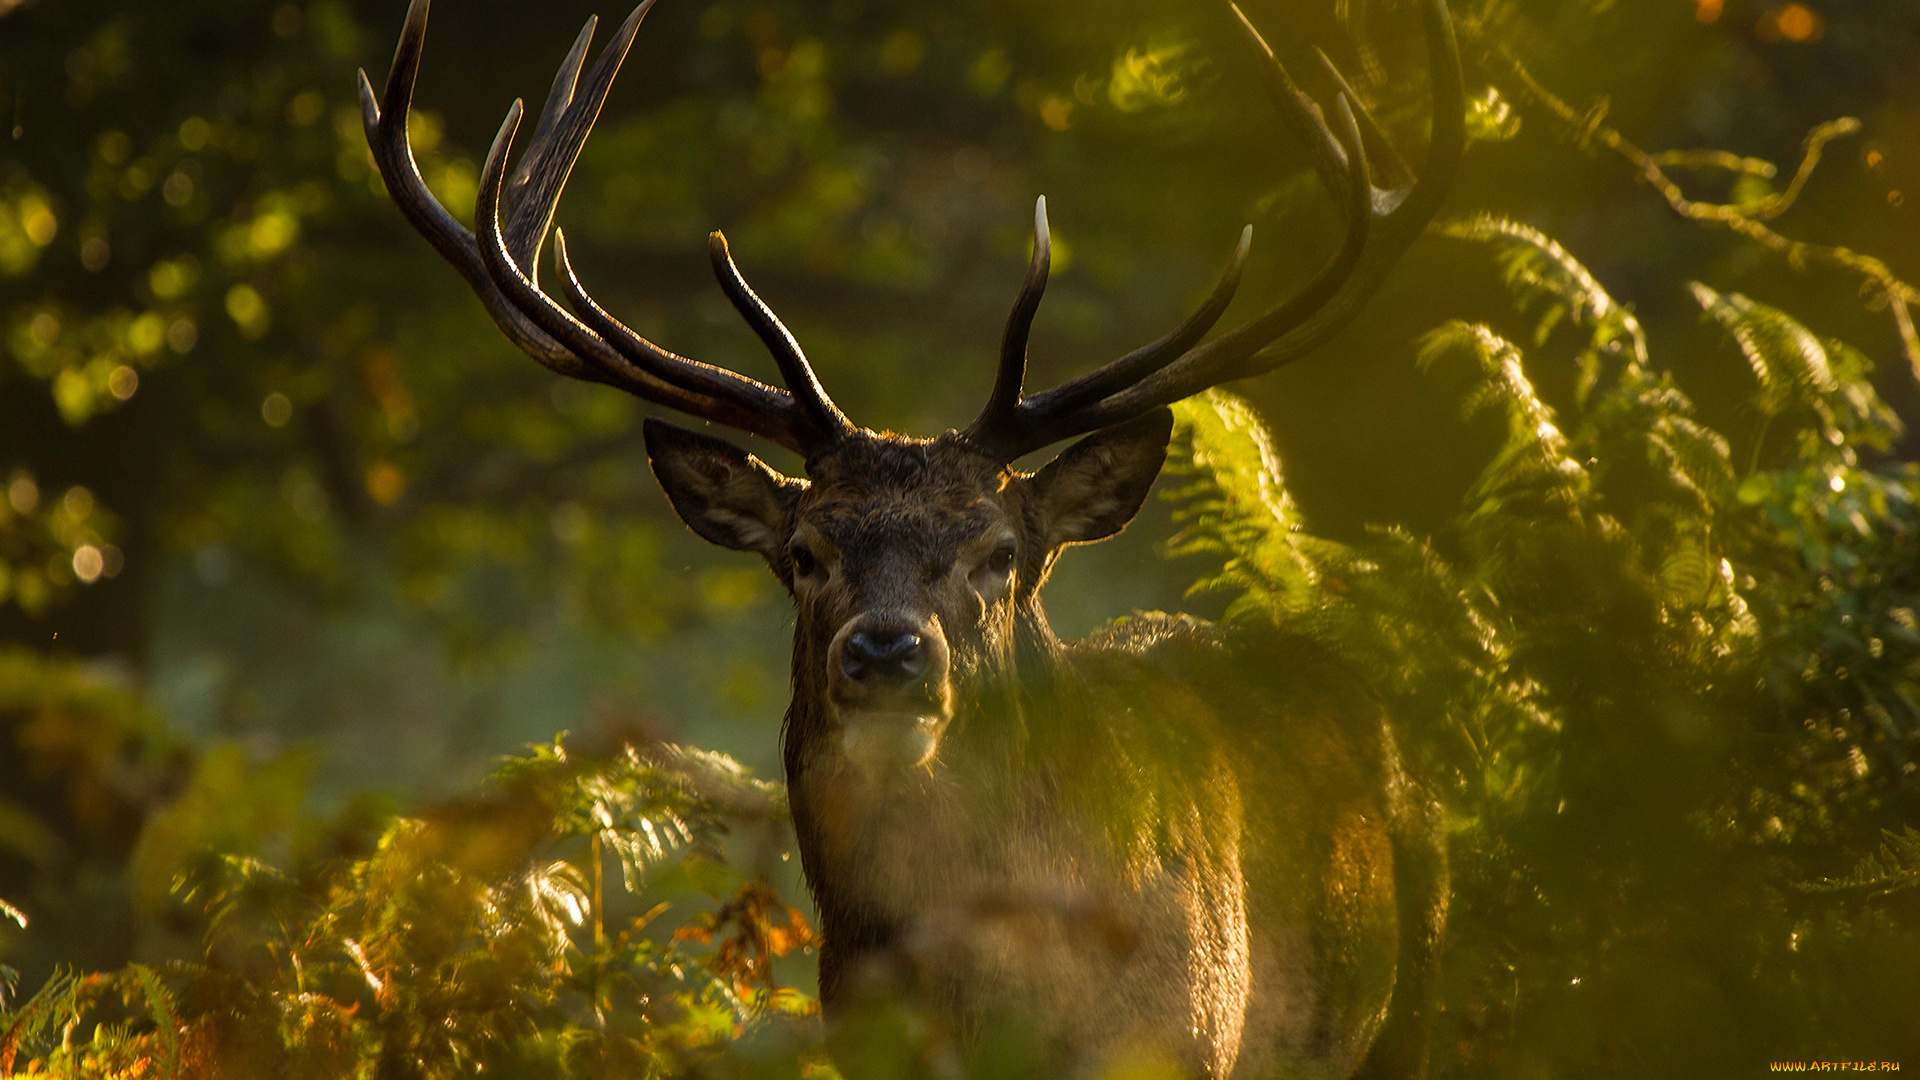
[1110,92,1372,399]
[1210,0,1463,370]
[1389,0,1465,232]
[551,227,822,440]
[500,0,652,277]
[1228,2,1355,210]
[1313,47,1414,196]
[518,15,598,185]
[473,100,816,451]
[964,196,1052,448]
[1000,226,1251,434]
[964,223,1251,458]
[357,0,585,375]
[710,232,852,446]
[975,0,1462,460]
[977,33,1375,456]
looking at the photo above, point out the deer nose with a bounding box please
[843,629,926,684]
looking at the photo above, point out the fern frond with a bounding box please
[525,859,592,956]
[127,963,185,1078]
[0,969,79,1074]
[1798,826,1920,905]
[1419,322,1591,516]
[1162,394,1555,807]
[1441,214,1649,401]
[1646,414,1738,509]
[1823,340,1906,450]
[1420,322,1563,446]
[1690,283,1837,416]
[1164,391,1317,615]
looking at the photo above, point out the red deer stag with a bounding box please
[361,1,1462,1075]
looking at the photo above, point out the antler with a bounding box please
[358,0,850,456]
[964,0,1465,461]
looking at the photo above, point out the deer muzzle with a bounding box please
[827,615,953,775]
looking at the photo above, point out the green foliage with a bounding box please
[1163,390,1316,620]
[1163,217,1920,1072]
[1799,827,1920,910]
[0,738,822,1079]
[1439,214,1648,407]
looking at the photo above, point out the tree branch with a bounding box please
[1459,22,1920,385]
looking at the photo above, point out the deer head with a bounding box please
[359,0,1463,781]
[643,403,1176,779]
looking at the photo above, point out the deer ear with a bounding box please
[644,418,802,557]
[1028,407,1173,549]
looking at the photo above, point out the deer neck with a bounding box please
[781,593,1078,926]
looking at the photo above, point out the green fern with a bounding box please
[1822,339,1906,451]
[1164,390,1319,623]
[1799,827,1920,905]
[0,970,77,1075]
[1163,388,1554,806]
[1440,214,1649,405]
[1417,321,1592,523]
[1691,283,1836,416]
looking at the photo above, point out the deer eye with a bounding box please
[987,545,1016,576]
[788,545,819,579]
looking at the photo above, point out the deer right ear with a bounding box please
[644,419,803,557]
[1027,407,1174,550]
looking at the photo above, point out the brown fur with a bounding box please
[643,417,1446,1079]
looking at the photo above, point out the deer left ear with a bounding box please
[1028,407,1174,549]
[644,418,803,558]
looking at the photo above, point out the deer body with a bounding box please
[794,622,1422,1078]
[363,0,1461,1073]
[717,433,1443,1079]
